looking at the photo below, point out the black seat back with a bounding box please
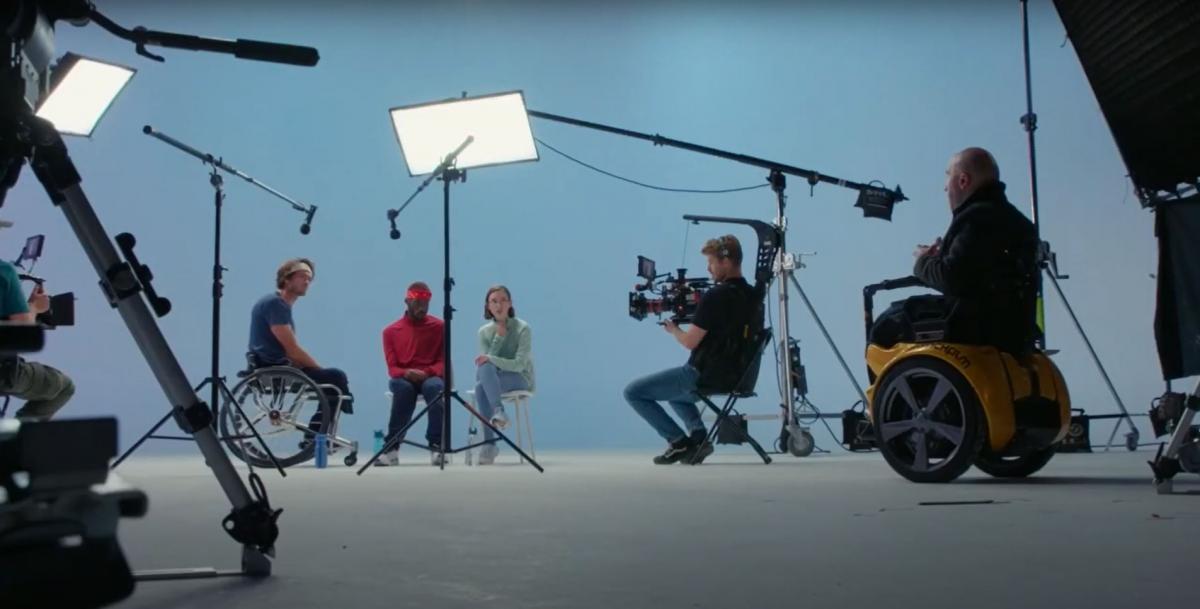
[699,327,772,396]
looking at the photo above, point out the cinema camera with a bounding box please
[628,255,713,324]
[2,282,141,608]
[13,235,75,329]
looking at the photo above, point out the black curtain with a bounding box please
[1155,196,1200,380]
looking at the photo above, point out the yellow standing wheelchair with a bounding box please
[862,276,1071,483]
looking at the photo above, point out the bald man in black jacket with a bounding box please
[909,147,1040,355]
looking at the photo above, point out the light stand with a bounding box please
[528,110,899,456]
[112,126,317,471]
[363,91,544,474]
[363,139,543,474]
[1018,0,1138,450]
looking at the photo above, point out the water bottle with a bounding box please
[465,422,479,465]
[373,429,385,454]
[314,432,328,469]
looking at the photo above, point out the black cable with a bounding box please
[534,137,772,195]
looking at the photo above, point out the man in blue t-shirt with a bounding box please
[246,258,353,428]
[0,222,75,419]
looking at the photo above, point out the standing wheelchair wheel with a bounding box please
[974,446,1055,478]
[219,366,332,468]
[873,356,984,483]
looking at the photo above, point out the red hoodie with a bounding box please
[382,314,445,379]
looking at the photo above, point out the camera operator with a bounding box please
[624,235,758,465]
[0,220,75,420]
[895,147,1039,355]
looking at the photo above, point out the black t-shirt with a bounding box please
[688,277,758,385]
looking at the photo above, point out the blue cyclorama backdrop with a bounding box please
[1,0,1169,452]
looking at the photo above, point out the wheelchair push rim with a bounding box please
[220,366,332,468]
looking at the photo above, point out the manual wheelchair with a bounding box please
[218,354,359,468]
[862,276,1071,483]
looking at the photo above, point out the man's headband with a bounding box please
[407,288,432,301]
[287,262,313,277]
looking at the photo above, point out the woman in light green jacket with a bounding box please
[473,285,534,464]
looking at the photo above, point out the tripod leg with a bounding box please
[788,274,869,406]
[355,403,430,476]
[453,393,544,472]
[217,379,286,477]
[111,410,172,469]
[1150,378,1200,494]
[1043,270,1137,450]
[29,130,277,572]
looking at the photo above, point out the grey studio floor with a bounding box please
[107,448,1199,609]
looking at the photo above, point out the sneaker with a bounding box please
[374,450,399,466]
[683,440,714,465]
[653,438,692,465]
[429,445,450,466]
[478,443,499,465]
[490,407,509,430]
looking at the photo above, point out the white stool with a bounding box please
[501,390,536,463]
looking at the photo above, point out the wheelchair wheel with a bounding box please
[219,366,332,468]
[873,356,984,483]
[974,446,1055,478]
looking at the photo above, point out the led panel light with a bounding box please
[35,53,136,137]
[389,91,538,176]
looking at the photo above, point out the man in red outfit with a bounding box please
[377,281,447,466]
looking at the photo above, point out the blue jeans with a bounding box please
[624,365,703,443]
[474,362,529,441]
[388,376,446,446]
[300,366,351,435]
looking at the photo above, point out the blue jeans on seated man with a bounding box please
[474,362,529,443]
[298,366,351,437]
[624,365,704,444]
[388,376,447,447]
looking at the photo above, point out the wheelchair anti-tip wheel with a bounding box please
[220,366,332,468]
[873,356,984,483]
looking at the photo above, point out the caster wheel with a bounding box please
[344,453,357,467]
[788,428,814,457]
[1125,430,1140,452]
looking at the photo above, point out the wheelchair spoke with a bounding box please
[928,421,964,446]
[912,430,930,472]
[285,388,314,418]
[925,377,953,415]
[247,392,273,417]
[880,420,919,442]
[896,374,921,415]
[233,411,268,431]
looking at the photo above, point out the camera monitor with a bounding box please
[637,255,657,281]
[20,234,44,264]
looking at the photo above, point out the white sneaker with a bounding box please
[430,450,451,466]
[374,450,399,466]
[478,443,499,465]
[490,407,509,430]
